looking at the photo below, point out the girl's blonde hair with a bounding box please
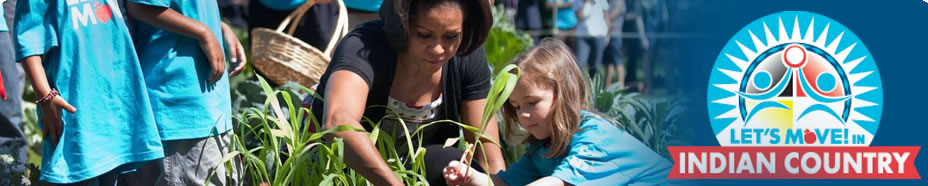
[502,38,591,158]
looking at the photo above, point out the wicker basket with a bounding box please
[251,0,349,87]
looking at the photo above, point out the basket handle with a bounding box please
[322,0,349,57]
[276,0,317,35]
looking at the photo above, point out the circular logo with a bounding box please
[707,11,883,146]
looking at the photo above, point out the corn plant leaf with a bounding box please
[307,124,365,142]
[257,76,294,144]
[268,129,287,138]
[444,137,460,148]
[481,64,520,129]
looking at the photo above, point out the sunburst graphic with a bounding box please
[707,11,883,146]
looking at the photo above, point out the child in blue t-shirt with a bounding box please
[12,0,164,184]
[443,38,672,185]
[546,0,578,30]
[121,0,247,185]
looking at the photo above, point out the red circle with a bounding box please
[783,45,807,68]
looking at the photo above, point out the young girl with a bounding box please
[13,0,164,184]
[443,38,672,185]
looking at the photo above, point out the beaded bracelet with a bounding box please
[36,88,59,105]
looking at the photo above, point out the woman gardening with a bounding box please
[308,0,505,185]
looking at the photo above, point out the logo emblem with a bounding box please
[707,11,883,146]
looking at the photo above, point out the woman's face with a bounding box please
[405,2,464,72]
[508,77,556,140]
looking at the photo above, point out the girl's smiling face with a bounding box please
[508,77,556,140]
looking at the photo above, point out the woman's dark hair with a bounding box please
[380,0,492,56]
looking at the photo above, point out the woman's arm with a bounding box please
[323,70,403,185]
[461,99,506,174]
[125,2,225,83]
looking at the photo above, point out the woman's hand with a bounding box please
[221,22,248,76]
[323,70,404,185]
[39,95,76,148]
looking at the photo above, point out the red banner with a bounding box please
[667,146,920,179]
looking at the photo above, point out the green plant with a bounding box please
[0,141,29,185]
[605,92,690,158]
[454,64,520,186]
[217,75,366,185]
[220,63,520,185]
[590,73,622,113]
[484,4,534,76]
[587,70,691,158]
[484,4,534,167]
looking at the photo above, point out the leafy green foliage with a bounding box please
[460,64,520,186]
[483,4,536,167]
[484,5,534,76]
[223,66,519,185]
[593,90,692,158]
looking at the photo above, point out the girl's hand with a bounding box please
[21,55,76,149]
[443,160,472,186]
[39,96,76,148]
[221,22,248,77]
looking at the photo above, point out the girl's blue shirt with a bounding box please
[497,110,672,185]
[13,0,164,183]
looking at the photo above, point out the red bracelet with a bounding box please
[36,88,59,105]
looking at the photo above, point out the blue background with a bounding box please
[670,0,928,184]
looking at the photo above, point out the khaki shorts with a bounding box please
[120,132,239,186]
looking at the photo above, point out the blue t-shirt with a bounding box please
[546,0,578,30]
[258,0,305,11]
[1,7,7,31]
[13,0,164,183]
[128,0,233,140]
[497,111,672,185]
[345,0,382,12]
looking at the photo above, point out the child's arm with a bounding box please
[20,56,77,148]
[125,2,225,82]
[220,22,247,76]
[444,160,570,186]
